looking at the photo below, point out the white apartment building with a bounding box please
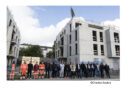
[7,8,21,66]
[55,17,120,70]
[20,44,52,58]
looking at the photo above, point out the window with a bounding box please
[114,33,119,43]
[70,24,72,32]
[75,30,77,41]
[70,46,71,56]
[69,34,71,44]
[60,47,63,57]
[75,43,78,55]
[9,19,12,26]
[93,44,98,55]
[93,31,97,41]
[100,32,103,42]
[64,29,66,34]
[61,37,64,45]
[75,22,81,28]
[58,50,60,57]
[101,45,104,55]
[115,45,120,56]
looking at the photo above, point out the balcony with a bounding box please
[101,51,104,55]
[11,39,16,45]
[100,38,103,42]
[114,38,120,43]
[8,51,15,57]
[94,50,98,55]
[93,36,97,41]
[116,51,120,56]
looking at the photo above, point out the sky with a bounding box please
[9,6,120,47]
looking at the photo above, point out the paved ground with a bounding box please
[7,74,119,81]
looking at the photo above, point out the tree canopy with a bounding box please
[19,45,43,57]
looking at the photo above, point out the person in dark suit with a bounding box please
[64,62,71,78]
[52,62,58,78]
[104,64,110,78]
[45,60,51,78]
[80,62,86,77]
[92,62,97,77]
[27,61,33,79]
[76,62,81,78]
[99,62,105,78]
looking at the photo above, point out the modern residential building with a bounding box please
[20,43,52,58]
[7,8,21,66]
[55,17,120,70]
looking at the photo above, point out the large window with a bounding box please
[93,44,98,55]
[93,31,97,41]
[70,46,71,56]
[9,19,12,26]
[114,33,119,43]
[61,37,64,45]
[101,45,104,55]
[100,32,103,42]
[69,34,71,44]
[75,30,77,41]
[70,24,72,32]
[115,45,120,56]
[75,43,78,55]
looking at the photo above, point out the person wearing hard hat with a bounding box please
[39,61,45,79]
[20,61,28,80]
[34,62,39,79]
[9,61,16,80]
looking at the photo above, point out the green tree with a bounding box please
[19,45,43,57]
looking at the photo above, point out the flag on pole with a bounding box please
[71,7,75,18]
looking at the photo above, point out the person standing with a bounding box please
[9,61,16,80]
[64,62,71,78]
[80,62,86,78]
[76,62,81,78]
[99,62,105,78]
[92,62,97,77]
[39,61,45,79]
[34,62,39,79]
[70,62,76,79]
[104,64,110,78]
[60,61,64,78]
[27,61,33,79]
[52,62,58,78]
[45,60,51,78]
[20,61,28,80]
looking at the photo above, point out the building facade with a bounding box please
[55,17,120,70]
[7,8,21,66]
[20,44,52,58]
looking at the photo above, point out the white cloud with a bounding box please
[8,6,71,47]
[101,18,120,27]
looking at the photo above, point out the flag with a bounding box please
[71,7,75,18]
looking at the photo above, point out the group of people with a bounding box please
[8,60,110,80]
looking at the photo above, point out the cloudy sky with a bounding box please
[8,6,120,47]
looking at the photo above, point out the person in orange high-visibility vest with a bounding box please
[9,61,16,80]
[39,61,45,79]
[20,61,28,80]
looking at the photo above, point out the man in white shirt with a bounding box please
[60,61,65,78]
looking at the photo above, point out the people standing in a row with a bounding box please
[16,60,110,80]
